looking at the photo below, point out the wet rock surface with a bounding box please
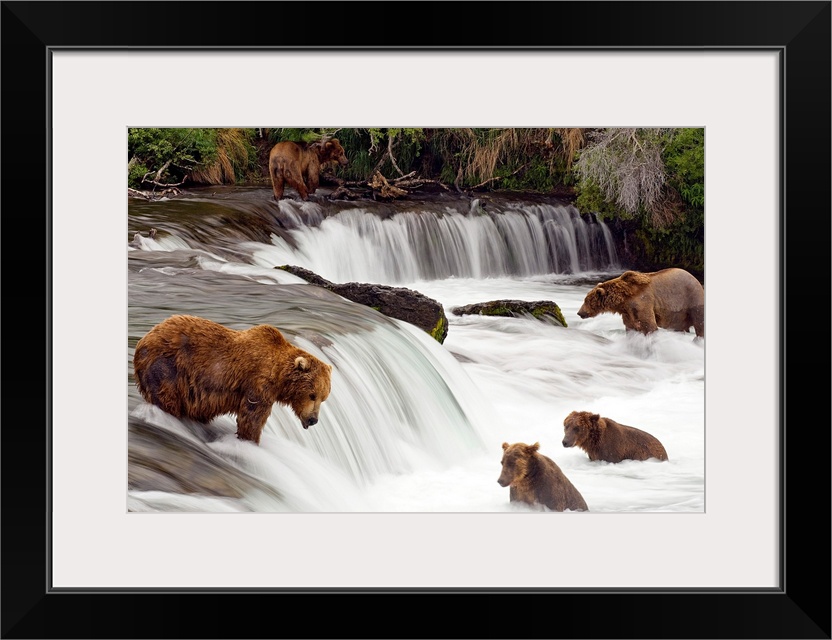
[451,299,567,327]
[277,265,449,343]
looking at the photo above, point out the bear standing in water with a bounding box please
[498,442,588,512]
[577,268,704,338]
[133,315,332,444]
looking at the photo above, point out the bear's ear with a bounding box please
[621,271,650,285]
[590,413,601,424]
[527,442,540,453]
[595,287,605,300]
[502,442,509,451]
[294,356,310,371]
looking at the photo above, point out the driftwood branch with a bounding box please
[468,164,528,190]
[453,166,464,193]
[388,134,405,176]
[370,171,408,199]
[141,173,188,189]
[138,159,189,190]
[390,171,417,183]
[128,187,153,200]
[129,186,182,200]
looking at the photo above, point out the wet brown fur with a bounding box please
[498,442,588,512]
[577,268,704,337]
[268,138,348,200]
[133,315,332,444]
[562,411,668,463]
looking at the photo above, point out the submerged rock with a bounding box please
[451,300,567,327]
[276,265,449,344]
[128,416,282,501]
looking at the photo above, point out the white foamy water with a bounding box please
[128,192,704,513]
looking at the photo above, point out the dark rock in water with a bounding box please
[276,265,449,344]
[451,299,567,328]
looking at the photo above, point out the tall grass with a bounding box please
[190,128,257,185]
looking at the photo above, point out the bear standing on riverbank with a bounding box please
[133,315,332,444]
[577,268,704,338]
[562,411,668,463]
[498,442,589,512]
[268,137,348,201]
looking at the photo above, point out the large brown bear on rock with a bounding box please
[268,138,348,201]
[562,411,668,463]
[498,442,588,512]
[133,315,332,444]
[577,268,704,338]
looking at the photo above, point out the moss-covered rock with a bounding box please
[451,299,566,327]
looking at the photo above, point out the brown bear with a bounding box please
[562,411,668,463]
[268,138,348,201]
[497,442,588,512]
[133,314,333,444]
[577,268,704,338]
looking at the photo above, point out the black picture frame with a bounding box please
[2,2,829,638]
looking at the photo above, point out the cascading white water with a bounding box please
[128,188,703,515]
[247,200,619,284]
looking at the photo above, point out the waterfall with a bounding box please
[124,188,699,517]
[128,271,500,511]
[243,200,619,284]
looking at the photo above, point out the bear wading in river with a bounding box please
[498,442,588,512]
[133,314,332,444]
[577,268,704,338]
[268,137,348,201]
[562,410,669,463]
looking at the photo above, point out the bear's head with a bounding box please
[577,271,650,318]
[497,441,539,487]
[316,138,349,167]
[562,411,600,449]
[577,285,606,318]
[284,354,333,429]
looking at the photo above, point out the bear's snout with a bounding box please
[497,477,510,487]
[562,440,570,447]
[303,416,318,429]
[577,309,588,318]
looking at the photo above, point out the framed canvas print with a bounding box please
[2,1,829,638]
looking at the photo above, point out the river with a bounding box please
[127,186,704,513]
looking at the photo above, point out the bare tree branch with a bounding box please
[469,164,528,190]
[388,133,405,176]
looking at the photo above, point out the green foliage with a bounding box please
[637,206,705,273]
[127,128,220,188]
[498,156,566,193]
[572,127,704,272]
[575,179,629,221]
[367,127,425,151]
[128,128,262,187]
[662,128,704,207]
[267,128,317,144]
[128,161,150,189]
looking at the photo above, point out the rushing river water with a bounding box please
[127,186,704,513]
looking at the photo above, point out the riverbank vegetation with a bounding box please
[127,127,704,275]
